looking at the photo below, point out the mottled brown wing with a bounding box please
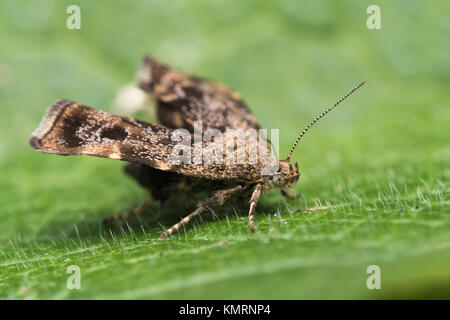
[138,56,261,133]
[29,100,265,181]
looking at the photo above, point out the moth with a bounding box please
[29,56,365,239]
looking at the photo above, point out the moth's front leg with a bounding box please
[159,185,244,239]
[281,189,301,200]
[248,184,263,232]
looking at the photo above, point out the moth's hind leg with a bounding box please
[159,185,244,239]
[104,163,172,224]
[103,196,154,224]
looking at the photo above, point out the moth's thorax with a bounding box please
[263,158,300,190]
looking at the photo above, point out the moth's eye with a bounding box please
[272,174,286,187]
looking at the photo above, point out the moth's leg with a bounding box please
[281,189,301,200]
[159,185,244,239]
[248,184,263,232]
[156,202,163,218]
[103,196,154,224]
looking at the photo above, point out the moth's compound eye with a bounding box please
[272,174,286,187]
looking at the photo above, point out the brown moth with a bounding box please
[29,56,365,239]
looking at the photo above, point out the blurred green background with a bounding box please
[0,0,449,299]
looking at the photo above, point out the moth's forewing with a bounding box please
[138,56,261,133]
[29,100,268,181]
[30,100,178,169]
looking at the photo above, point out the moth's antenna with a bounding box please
[286,81,365,161]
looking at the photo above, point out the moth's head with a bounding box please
[268,159,301,189]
